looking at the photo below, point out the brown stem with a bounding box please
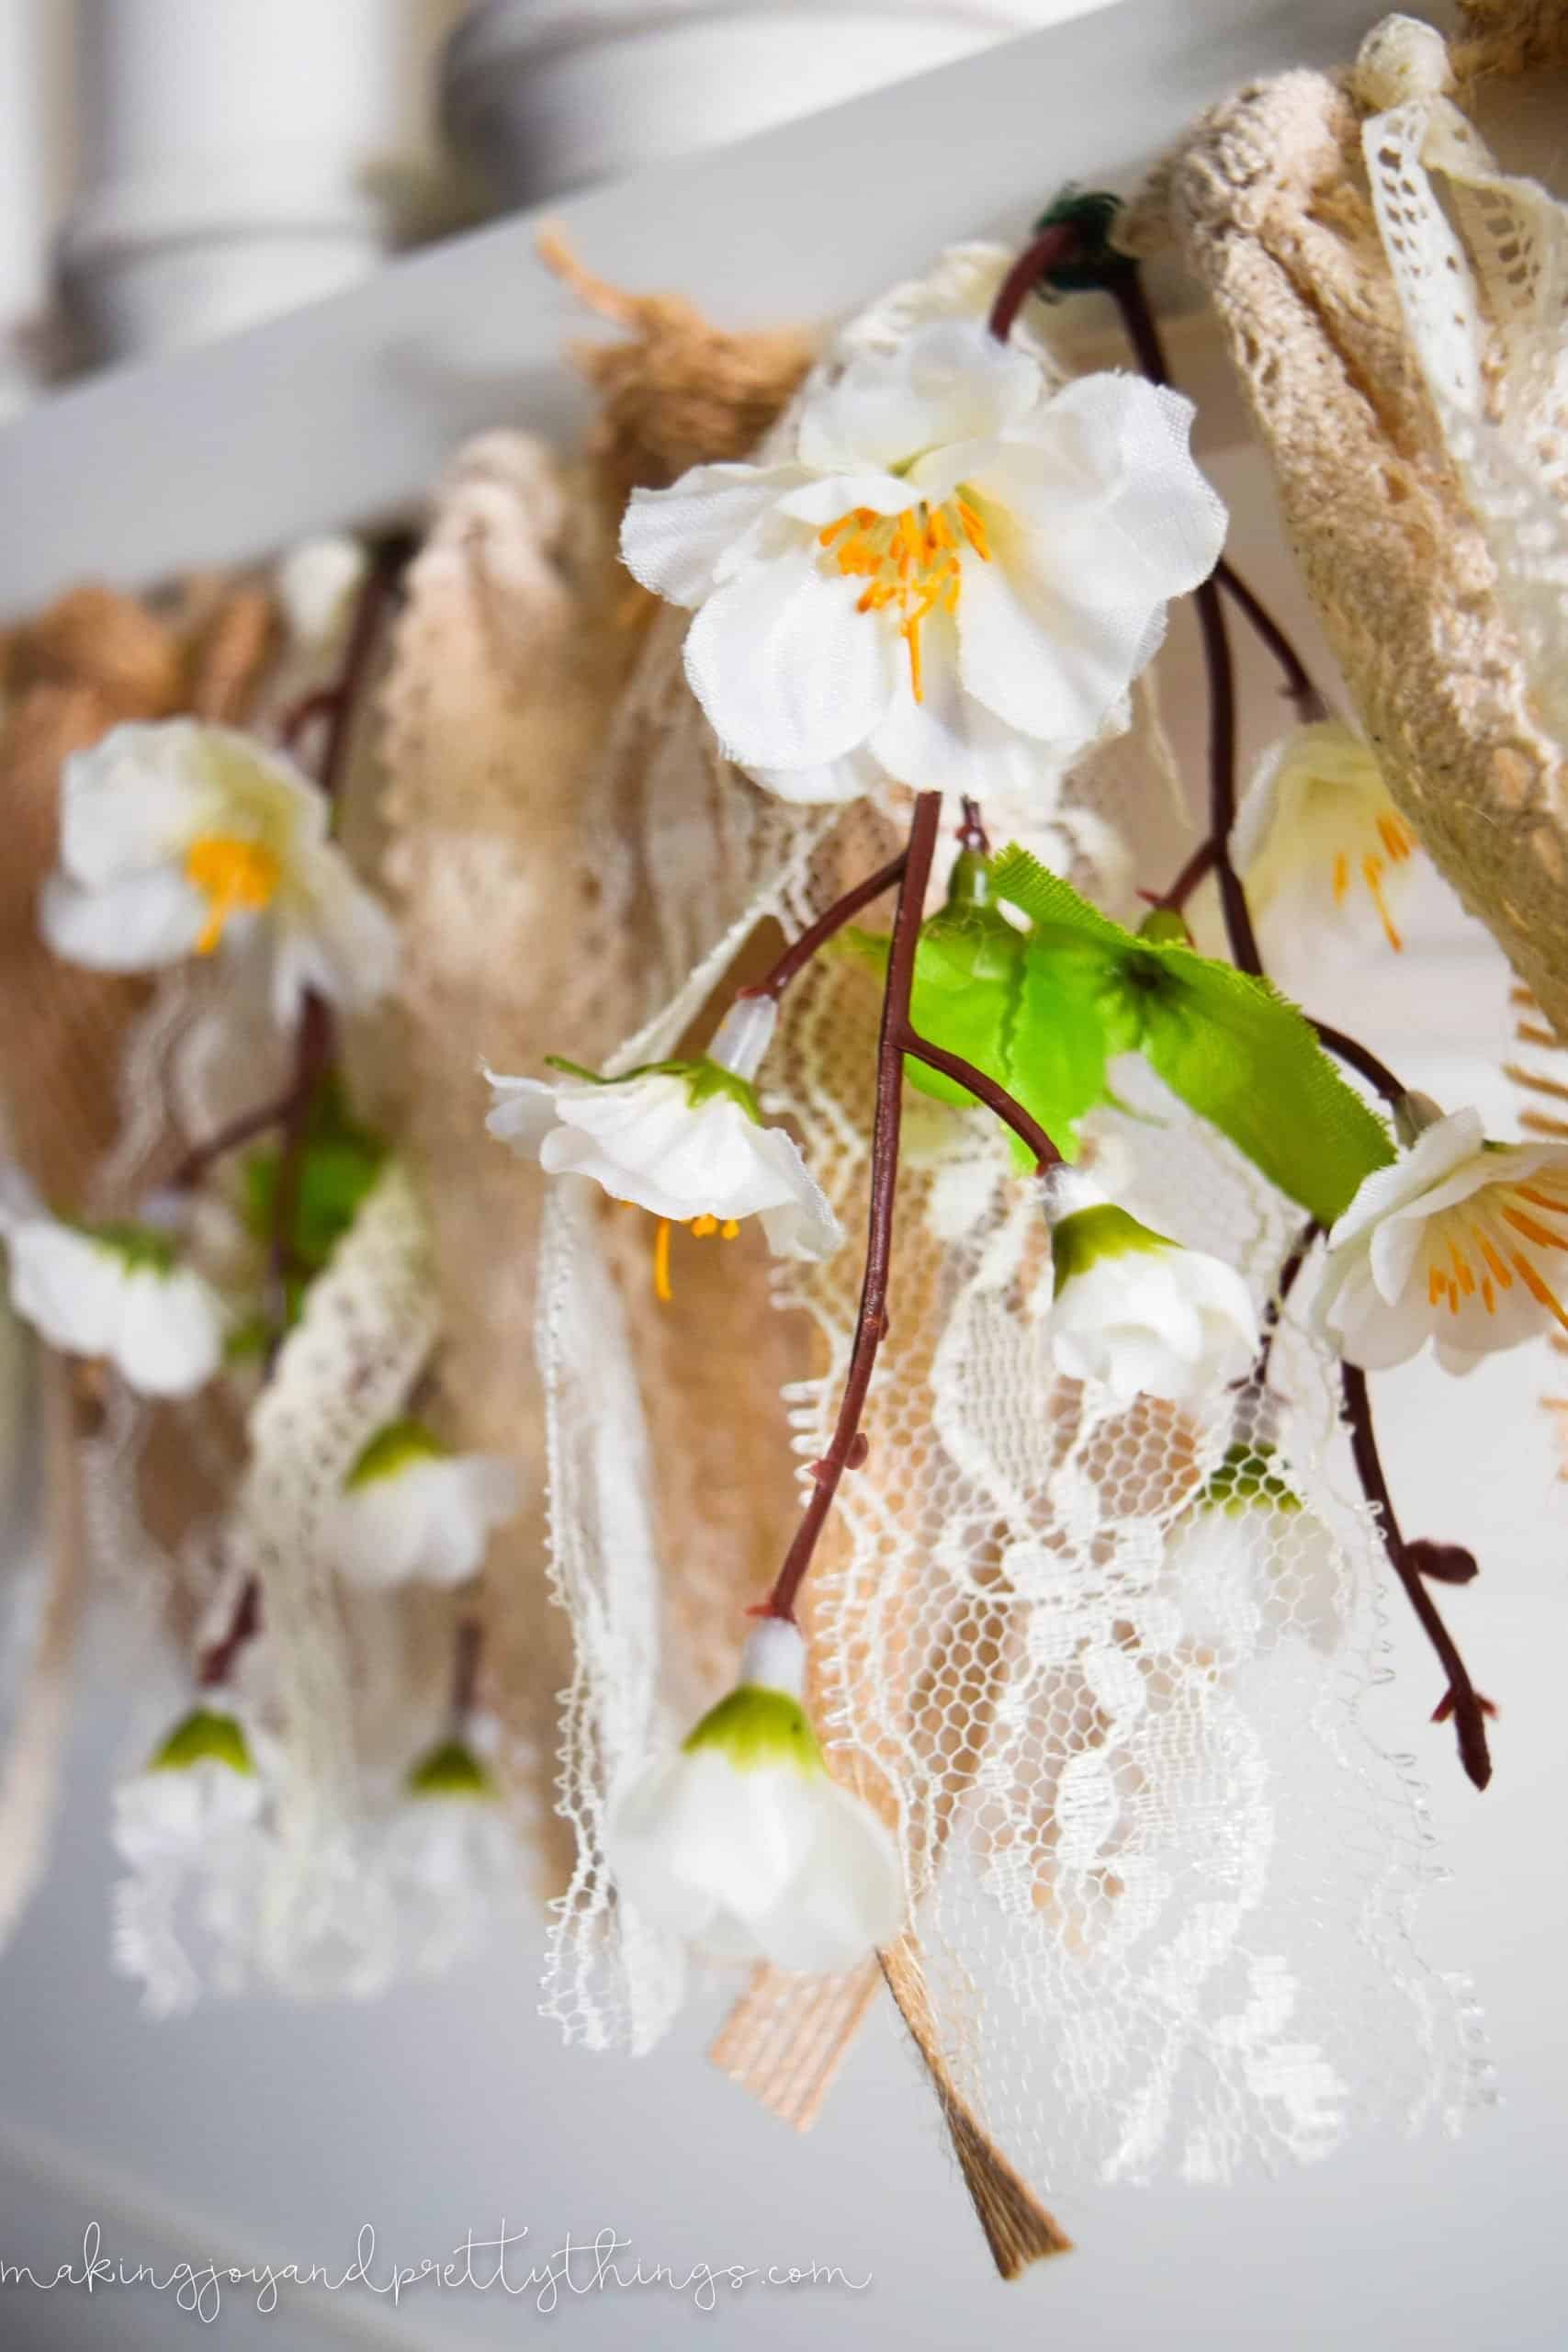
[745,854,907,1002]
[1309,1022,1407,1112]
[1251,1216,1320,1393]
[1341,1363,1491,1790]
[760,798,1066,1624]
[958,797,989,854]
[987,221,1080,344]
[451,1615,483,1725]
[171,1092,298,1192]
[1213,561,1325,725]
[197,1577,260,1690]
[760,797,943,1624]
[282,531,416,798]
[1151,835,1218,914]
[1192,571,1264,978]
[902,1035,1061,1170]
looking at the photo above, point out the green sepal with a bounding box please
[683,1685,824,1776]
[1030,187,1130,297]
[76,1220,178,1276]
[1193,1441,1303,1517]
[344,1416,449,1491]
[149,1705,254,1776]
[1051,1202,1170,1298]
[543,1053,761,1124]
[990,848,1395,1224]
[407,1736,496,1801]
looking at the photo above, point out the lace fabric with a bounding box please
[532,261,1480,2187]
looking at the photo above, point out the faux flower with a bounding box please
[486,995,840,1292]
[1167,1442,1342,1655]
[112,1703,265,1871]
[39,719,399,1024]
[4,1211,225,1396]
[327,1419,519,1589]
[1232,721,1420,953]
[604,1619,905,1973]
[621,319,1225,802]
[1043,1173,1258,1402]
[1318,1099,1568,1371]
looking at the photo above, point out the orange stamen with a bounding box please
[1361,854,1404,952]
[821,492,987,704]
[1332,852,1351,905]
[1473,1227,1514,1289]
[1501,1204,1568,1252]
[1511,1250,1568,1334]
[653,1218,672,1304]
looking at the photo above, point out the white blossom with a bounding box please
[1044,1173,1258,1403]
[621,319,1225,803]
[40,719,398,1025]
[1319,1101,1568,1372]
[486,995,840,1282]
[4,1213,225,1396]
[112,1704,265,1871]
[604,1619,905,1974]
[1232,721,1420,953]
[327,1419,519,1589]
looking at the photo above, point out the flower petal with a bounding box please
[620,462,808,606]
[797,321,1041,473]
[39,867,206,970]
[682,543,898,770]
[113,1268,224,1397]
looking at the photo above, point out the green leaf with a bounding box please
[990,846,1394,1224]
[241,1076,387,1276]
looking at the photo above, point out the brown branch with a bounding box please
[197,1577,260,1690]
[987,221,1080,344]
[902,1035,1061,1171]
[1341,1363,1492,1790]
[1309,1022,1407,1112]
[744,854,907,1002]
[759,800,1066,1625]
[760,797,943,1623]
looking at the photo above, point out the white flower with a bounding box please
[39,718,399,1025]
[112,1704,265,1870]
[274,536,368,654]
[328,1419,519,1589]
[486,995,840,1286]
[1232,721,1420,952]
[1319,1101,1568,1372]
[621,319,1225,803]
[1044,1173,1258,1403]
[1167,1444,1343,1656]
[4,1213,225,1396]
[604,1619,905,1973]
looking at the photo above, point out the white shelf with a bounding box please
[0,0,1396,617]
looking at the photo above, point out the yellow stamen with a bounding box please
[1428,1263,1446,1306]
[1515,1183,1568,1216]
[721,1219,739,1240]
[1473,1226,1514,1289]
[1378,812,1416,862]
[1482,1276,1496,1314]
[1502,1204,1568,1252]
[819,492,987,704]
[184,834,280,955]
[653,1218,672,1304]
[1360,854,1404,952]
[1332,851,1351,906]
[1450,1242,1475,1296]
[691,1213,718,1238]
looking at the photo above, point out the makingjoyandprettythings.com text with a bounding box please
[1,2221,873,2322]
